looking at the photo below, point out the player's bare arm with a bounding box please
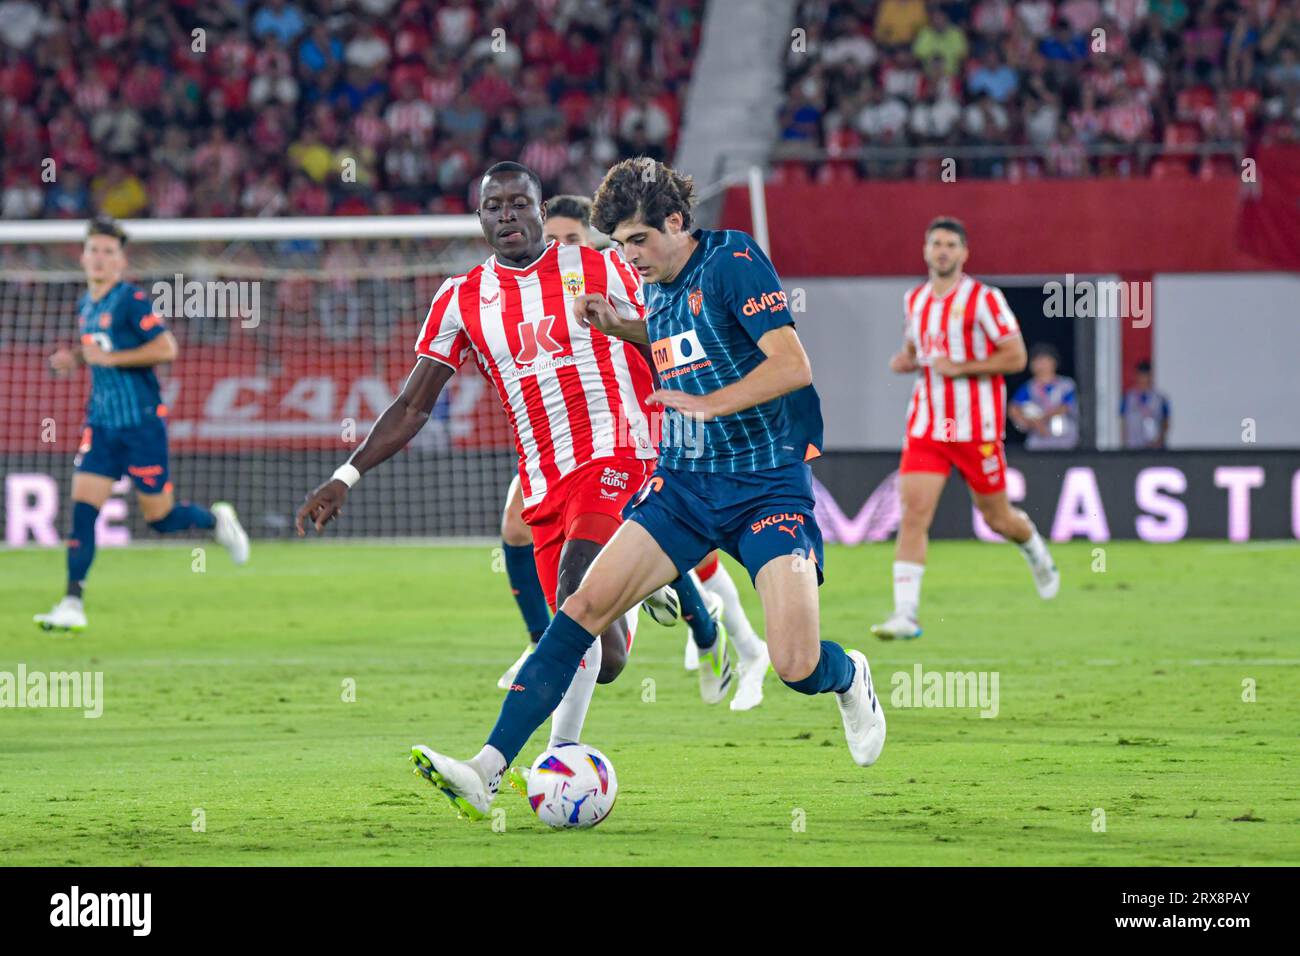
[296,358,454,535]
[931,334,1027,379]
[572,292,649,344]
[81,331,179,368]
[889,338,919,373]
[651,325,812,420]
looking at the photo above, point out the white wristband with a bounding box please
[331,464,361,488]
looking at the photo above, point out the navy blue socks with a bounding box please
[782,641,856,695]
[147,502,216,533]
[503,542,551,642]
[486,610,596,764]
[66,501,99,598]
[675,574,718,650]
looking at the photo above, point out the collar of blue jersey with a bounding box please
[84,279,126,306]
[658,229,708,292]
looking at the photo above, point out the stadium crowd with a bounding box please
[0,0,703,220]
[779,0,1300,178]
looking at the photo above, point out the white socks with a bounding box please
[469,745,507,793]
[549,635,602,747]
[893,560,925,622]
[696,563,765,660]
[1018,526,1050,566]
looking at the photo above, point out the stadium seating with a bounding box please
[779,0,1300,180]
[0,0,704,220]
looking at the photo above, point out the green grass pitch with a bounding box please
[1,540,1297,866]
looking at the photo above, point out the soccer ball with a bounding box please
[526,743,618,829]
[640,583,680,626]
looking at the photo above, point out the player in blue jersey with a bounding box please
[411,160,883,819]
[33,217,250,633]
[494,194,770,709]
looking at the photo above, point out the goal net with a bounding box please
[0,217,521,544]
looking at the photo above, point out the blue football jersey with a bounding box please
[644,229,824,473]
[77,281,168,428]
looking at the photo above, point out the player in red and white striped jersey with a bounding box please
[872,217,1059,641]
[298,162,663,751]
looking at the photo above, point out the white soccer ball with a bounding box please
[640,584,680,627]
[526,743,618,829]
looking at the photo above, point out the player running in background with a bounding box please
[496,195,769,707]
[33,216,250,633]
[872,217,1058,641]
[408,159,885,821]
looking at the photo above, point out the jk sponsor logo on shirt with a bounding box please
[651,328,712,380]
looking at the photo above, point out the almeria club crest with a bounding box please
[688,288,703,316]
[515,314,563,365]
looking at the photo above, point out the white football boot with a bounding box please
[212,502,250,566]
[870,613,922,640]
[1026,549,1060,600]
[410,745,495,821]
[731,640,769,712]
[496,644,533,690]
[33,596,87,633]
[695,622,735,705]
[837,650,887,766]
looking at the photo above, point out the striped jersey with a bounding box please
[77,281,168,429]
[414,240,657,508]
[645,229,824,473]
[903,274,1020,443]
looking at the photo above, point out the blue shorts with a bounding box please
[622,461,825,586]
[74,416,171,494]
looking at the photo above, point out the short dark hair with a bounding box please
[545,194,592,226]
[1030,343,1061,365]
[87,215,128,247]
[925,216,967,246]
[480,161,543,199]
[591,158,696,236]
[1136,359,1152,373]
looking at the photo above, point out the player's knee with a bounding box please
[900,497,935,526]
[597,635,627,684]
[501,512,531,547]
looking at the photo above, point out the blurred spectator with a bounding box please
[876,0,931,48]
[1120,359,1172,448]
[252,0,307,47]
[1010,344,1080,449]
[4,1,704,220]
[913,9,969,76]
[92,163,148,219]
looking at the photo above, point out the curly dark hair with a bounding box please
[545,194,592,226]
[591,158,696,236]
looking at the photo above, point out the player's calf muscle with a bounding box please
[557,538,627,682]
[755,558,821,682]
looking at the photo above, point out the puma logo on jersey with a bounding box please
[732,249,753,261]
[778,524,799,538]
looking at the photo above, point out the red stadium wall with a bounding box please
[721,154,1300,277]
